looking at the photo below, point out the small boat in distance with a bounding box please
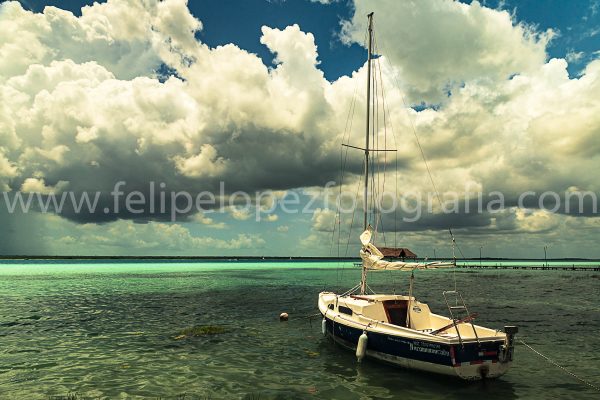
[318,12,518,380]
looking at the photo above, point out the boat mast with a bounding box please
[360,12,374,295]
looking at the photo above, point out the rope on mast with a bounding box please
[376,36,466,260]
[345,171,364,257]
[332,52,360,289]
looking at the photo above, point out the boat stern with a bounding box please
[452,326,518,380]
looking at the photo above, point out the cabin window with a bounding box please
[339,305,353,316]
[328,304,334,310]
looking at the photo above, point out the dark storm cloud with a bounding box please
[377,191,599,236]
[212,125,364,192]
[5,123,367,223]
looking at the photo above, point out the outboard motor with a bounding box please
[499,325,518,363]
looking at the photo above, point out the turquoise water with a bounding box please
[0,261,599,399]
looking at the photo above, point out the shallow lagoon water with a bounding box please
[0,260,598,399]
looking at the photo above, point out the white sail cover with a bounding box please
[359,229,455,271]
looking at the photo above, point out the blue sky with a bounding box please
[479,0,600,76]
[21,0,367,80]
[2,0,600,258]
[20,0,600,80]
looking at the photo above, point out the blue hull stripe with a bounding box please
[324,316,503,365]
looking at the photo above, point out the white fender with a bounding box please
[356,331,368,361]
[321,318,327,336]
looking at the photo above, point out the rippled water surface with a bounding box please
[0,260,598,399]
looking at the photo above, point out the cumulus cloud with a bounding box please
[20,177,68,194]
[228,207,252,221]
[43,216,264,254]
[1,0,600,256]
[0,0,354,225]
[174,144,228,178]
[264,214,278,222]
[191,212,227,229]
[0,151,17,191]
[342,0,553,102]
[276,225,289,233]
[0,1,159,80]
[312,208,336,232]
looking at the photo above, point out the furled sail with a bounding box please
[359,229,454,271]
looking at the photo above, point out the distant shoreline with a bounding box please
[0,255,359,261]
[1,255,599,262]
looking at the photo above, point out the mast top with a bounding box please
[360,11,374,295]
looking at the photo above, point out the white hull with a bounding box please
[327,329,511,380]
[319,292,516,381]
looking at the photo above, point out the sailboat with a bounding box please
[318,12,518,380]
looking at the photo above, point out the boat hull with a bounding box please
[322,315,511,380]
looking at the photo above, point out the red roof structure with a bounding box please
[378,247,418,260]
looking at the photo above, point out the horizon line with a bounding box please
[1,255,599,262]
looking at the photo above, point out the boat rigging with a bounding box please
[318,12,518,381]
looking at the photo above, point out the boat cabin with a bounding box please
[378,247,418,260]
[328,294,434,331]
[321,293,502,340]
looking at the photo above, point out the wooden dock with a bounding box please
[457,264,600,271]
